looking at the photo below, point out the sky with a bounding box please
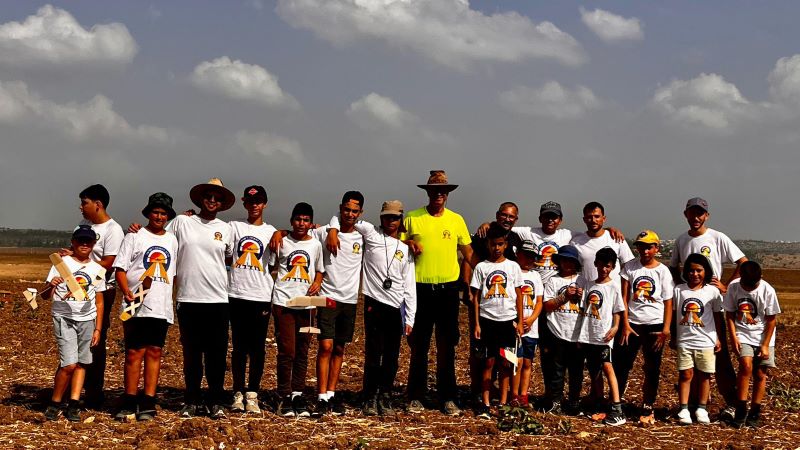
[0,1,799,240]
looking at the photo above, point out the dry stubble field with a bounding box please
[0,249,799,449]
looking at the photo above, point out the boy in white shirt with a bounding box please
[724,261,780,428]
[673,253,724,425]
[470,223,524,419]
[228,186,276,415]
[510,241,543,408]
[42,225,106,422]
[113,193,178,421]
[272,203,324,418]
[579,248,626,426]
[613,230,674,424]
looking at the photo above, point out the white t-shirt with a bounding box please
[520,270,544,339]
[621,260,675,325]
[46,256,106,321]
[313,224,363,304]
[470,259,524,322]
[674,284,723,350]
[570,230,635,289]
[578,280,625,347]
[341,218,416,327]
[228,220,277,302]
[79,218,124,287]
[271,236,324,309]
[544,274,587,342]
[166,215,233,304]
[113,228,178,323]
[723,280,781,347]
[512,227,573,283]
[669,228,745,279]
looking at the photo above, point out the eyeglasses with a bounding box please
[382,215,402,221]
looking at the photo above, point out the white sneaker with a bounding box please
[245,391,261,414]
[695,408,710,424]
[677,408,692,425]
[231,391,244,412]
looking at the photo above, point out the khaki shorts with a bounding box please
[677,347,716,373]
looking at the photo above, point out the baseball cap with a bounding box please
[243,185,268,203]
[551,244,581,270]
[634,230,660,245]
[540,201,563,217]
[685,197,709,212]
[72,224,98,241]
[519,240,539,255]
[380,200,404,216]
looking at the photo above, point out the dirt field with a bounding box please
[0,251,799,449]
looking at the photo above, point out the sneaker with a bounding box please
[718,406,736,423]
[745,413,760,428]
[196,404,211,417]
[475,403,492,420]
[278,395,295,417]
[65,405,81,422]
[137,395,157,421]
[546,400,562,415]
[731,406,747,429]
[406,399,424,414]
[564,399,582,416]
[330,395,346,416]
[136,410,155,421]
[179,404,197,418]
[210,404,227,419]
[245,392,261,414]
[114,407,136,422]
[231,391,245,412]
[677,408,692,425]
[509,395,522,407]
[695,408,710,425]
[312,398,329,418]
[639,405,655,425]
[44,405,61,421]
[443,400,461,416]
[293,395,310,418]
[603,409,626,426]
[362,396,378,416]
[519,394,529,407]
[378,394,396,417]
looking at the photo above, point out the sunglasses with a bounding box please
[382,215,402,221]
[203,192,222,202]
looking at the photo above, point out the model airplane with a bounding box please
[119,285,151,321]
[286,296,337,334]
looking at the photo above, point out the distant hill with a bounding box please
[659,239,800,265]
[0,228,71,247]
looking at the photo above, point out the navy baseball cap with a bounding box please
[551,245,582,270]
[72,224,98,241]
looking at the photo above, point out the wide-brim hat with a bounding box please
[551,245,582,270]
[189,178,235,211]
[380,200,404,216]
[417,170,458,192]
[142,192,177,220]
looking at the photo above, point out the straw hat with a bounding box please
[189,178,235,211]
[417,170,458,192]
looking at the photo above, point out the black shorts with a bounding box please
[584,343,612,376]
[476,318,516,359]
[317,302,357,344]
[123,317,169,350]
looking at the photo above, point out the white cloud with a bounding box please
[0,5,137,67]
[768,54,800,106]
[347,92,417,129]
[190,57,299,109]
[0,80,174,143]
[580,7,643,43]
[651,73,756,130]
[276,0,586,69]
[499,82,601,119]
[234,130,307,165]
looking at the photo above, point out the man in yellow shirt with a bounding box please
[404,170,477,416]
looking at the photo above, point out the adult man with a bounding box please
[404,170,477,416]
[74,184,124,408]
[570,202,635,291]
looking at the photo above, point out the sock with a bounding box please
[318,393,328,401]
[750,403,762,417]
[680,404,688,410]
[140,394,156,411]
[327,391,335,399]
[697,404,707,410]
[291,391,302,400]
[612,402,623,413]
[67,399,80,409]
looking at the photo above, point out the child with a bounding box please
[724,261,780,428]
[510,241,543,407]
[113,193,178,421]
[578,248,626,426]
[42,225,106,421]
[271,203,324,418]
[613,230,674,424]
[470,223,524,418]
[543,245,586,415]
[673,253,724,425]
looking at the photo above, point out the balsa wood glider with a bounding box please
[286,296,337,334]
[49,253,86,301]
[119,285,150,321]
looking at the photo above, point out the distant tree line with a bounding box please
[0,228,71,247]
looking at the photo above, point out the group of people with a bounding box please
[40,170,780,431]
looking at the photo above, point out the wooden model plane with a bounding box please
[119,285,150,321]
[49,253,86,301]
[286,296,337,334]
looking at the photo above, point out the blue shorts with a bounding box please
[517,336,538,359]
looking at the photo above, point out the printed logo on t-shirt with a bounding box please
[214,231,223,241]
[484,270,509,299]
[700,246,711,258]
[141,246,172,283]
[585,289,604,320]
[679,298,705,327]
[536,242,559,269]
[352,243,361,254]
[234,236,265,272]
[632,276,656,303]
[394,250,404,261]
[556,285,582,314]
[521,281,536,311]
[282,250,311,283]
[736,298,759,325]
[442,230,451,239]
[66,270,91,301]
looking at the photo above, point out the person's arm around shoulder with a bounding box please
[268,229,290,252]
